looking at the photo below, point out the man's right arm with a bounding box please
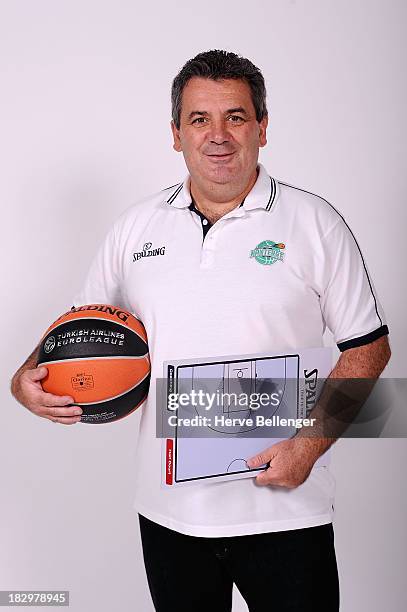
[10,345,82,425]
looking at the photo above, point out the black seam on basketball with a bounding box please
[37,355,148,367]
[45,316,147,343]
[38,319,148,362]
[78,375,151,423]
[44,316,147,345]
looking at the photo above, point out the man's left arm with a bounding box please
[247,335,391,487]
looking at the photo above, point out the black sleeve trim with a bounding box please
[337,325,389,352]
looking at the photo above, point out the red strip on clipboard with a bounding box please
[165,439,174,485]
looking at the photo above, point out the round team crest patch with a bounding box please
[250,240,285,265]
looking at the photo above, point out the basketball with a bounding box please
[37,304,151,424]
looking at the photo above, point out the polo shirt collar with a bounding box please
[166,163,280,212]
[243,163,280,212]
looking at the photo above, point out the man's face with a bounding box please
[171,77,268,198]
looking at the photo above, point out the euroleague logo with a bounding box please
[44,336,56,353]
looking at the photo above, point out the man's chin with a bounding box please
[204,165,240,185]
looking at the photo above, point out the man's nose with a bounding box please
[208,119,230,144]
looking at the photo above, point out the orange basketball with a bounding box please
[37,304,150,424]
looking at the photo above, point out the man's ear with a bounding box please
[171,120,182,152]
[258,115,268,148]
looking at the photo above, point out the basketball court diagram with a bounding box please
[164,354,300,484]
[162,348,333,486]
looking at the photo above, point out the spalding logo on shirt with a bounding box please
[250,240,285,265]
[133,242,166,262]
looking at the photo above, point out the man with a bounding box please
[12,50,390,611]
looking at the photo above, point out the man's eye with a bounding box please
[191,117,208,125]
[228,115,245,123]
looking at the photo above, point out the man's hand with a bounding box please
[247,437,328,488]
[246,336,391,488]
[11,358,82,425]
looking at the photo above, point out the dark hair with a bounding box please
[171,49,268,129]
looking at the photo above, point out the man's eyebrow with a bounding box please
[225,107,248,115]
[187,111,209,121]
[187,107,249,121]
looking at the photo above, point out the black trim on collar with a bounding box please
[337,325,389,352]
[163,182,181,192]
[265,177,277,211]
[167,183,183,205]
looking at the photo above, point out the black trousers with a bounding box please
[138,514,340,612]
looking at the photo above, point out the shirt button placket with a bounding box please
[201,229,216,268]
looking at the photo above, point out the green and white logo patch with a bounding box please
[250,240,285,265]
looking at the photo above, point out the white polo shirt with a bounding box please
[73,163,388,537]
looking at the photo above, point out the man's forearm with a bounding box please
[294,336,391,456]
[11,344,41,398]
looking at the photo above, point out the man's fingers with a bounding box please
[43,405,83,418]
[42,393,75,407]
[247,449,276,469]
[255,466,286,487]
[24,366,48,382]
[256,467,276,485]
[48,415,82,425]
[255,465,300,488]
[14,366,81,423]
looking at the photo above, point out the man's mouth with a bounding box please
[206,152,235,161]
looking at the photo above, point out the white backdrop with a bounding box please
[1,1,406,610]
